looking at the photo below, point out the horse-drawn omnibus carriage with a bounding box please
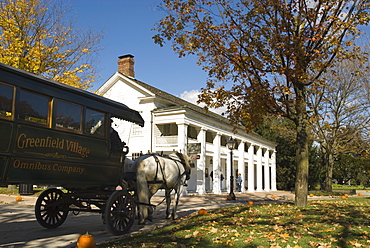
[0,63,144,235]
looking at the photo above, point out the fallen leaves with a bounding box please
[101,198,370,248]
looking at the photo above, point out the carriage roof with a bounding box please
[0,63,144,127]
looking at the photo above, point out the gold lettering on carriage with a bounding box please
[17,133,90,158]
[12,159,85,174]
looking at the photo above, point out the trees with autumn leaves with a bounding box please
[153,0,370,206]
[0,0,102,89]
[309,50,370,192]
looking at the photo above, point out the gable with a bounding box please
[98,73,180,109]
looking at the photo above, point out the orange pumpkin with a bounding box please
[341,195,347,199]
[358,193,363,196]
[248,201,254,205]
[198,208,208,215]
[15,196,22,201]
[271,195,276,199]
[309,194,314,197]
[77,232,96,248]
[344,194,348,197]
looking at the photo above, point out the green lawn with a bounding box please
[0,186,45,196]
[328,184,367,191]
[99,197,370,248]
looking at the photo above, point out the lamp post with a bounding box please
[226,137,236,200]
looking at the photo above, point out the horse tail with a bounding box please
[136,159,150,224]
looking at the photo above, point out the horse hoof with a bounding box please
[138,220,145,225]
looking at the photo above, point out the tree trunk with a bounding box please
[325,153,334,192]
[295,86,309,207]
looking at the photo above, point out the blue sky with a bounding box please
[71,0,369,108]
[72,0,208,98]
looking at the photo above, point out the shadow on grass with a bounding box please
[99,198,370,248]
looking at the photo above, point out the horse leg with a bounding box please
[172,183,184,220]
[165,189,172,219]
[136,170,150,225]
[137,196,148,224]
[147,192,154,222]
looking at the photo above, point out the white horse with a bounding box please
[121,157,137,190]
[135,152,191,224]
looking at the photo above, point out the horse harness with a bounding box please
[139,153,188,208]
[148,154,187,187]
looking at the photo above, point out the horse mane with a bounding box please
[154,152,191,176]
[174,152,191,176]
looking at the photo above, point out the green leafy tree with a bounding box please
[333,133,370,187]
[0,0,102,89]
[334,153,370,187]
[255,116,322,190]
[153,0,370,206]
[254,116,296,190]
[308,145,324,190]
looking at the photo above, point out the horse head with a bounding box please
[175,152,191,180]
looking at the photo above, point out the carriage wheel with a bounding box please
[35,188,68,229]
[104,190,136,235]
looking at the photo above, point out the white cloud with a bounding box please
[180,89,227,116]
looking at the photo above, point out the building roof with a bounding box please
[111,72,276,147]
[97,66,276,147]
[123,72,233,124]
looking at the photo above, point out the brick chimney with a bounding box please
[118,54,135,78]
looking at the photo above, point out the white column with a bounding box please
[247,143,255,193]
[263,148,271,192]
[256,146,263,192]
[197,128,206,195]
[270,150,277,191]
[213,133,221,194]
[177,122,188,195]
[238,141,245,192]
[177,122,188,153]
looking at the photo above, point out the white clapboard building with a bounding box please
[97,54,277,195]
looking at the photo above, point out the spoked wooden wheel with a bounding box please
[35,188,68,228]
[104,190,136,235]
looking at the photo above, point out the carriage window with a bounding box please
[85,108,105,138]
[0,83,14,119]
[55,100,82,131]
[19,90,49,125]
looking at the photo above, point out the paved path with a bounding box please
[2,190,367,248]
[0,190,293,248]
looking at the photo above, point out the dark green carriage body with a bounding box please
[0,63,144,189]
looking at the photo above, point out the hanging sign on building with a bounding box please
[190,154,200,160]
[187,143,201,154]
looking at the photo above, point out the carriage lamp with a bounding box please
[226,137,236,200]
